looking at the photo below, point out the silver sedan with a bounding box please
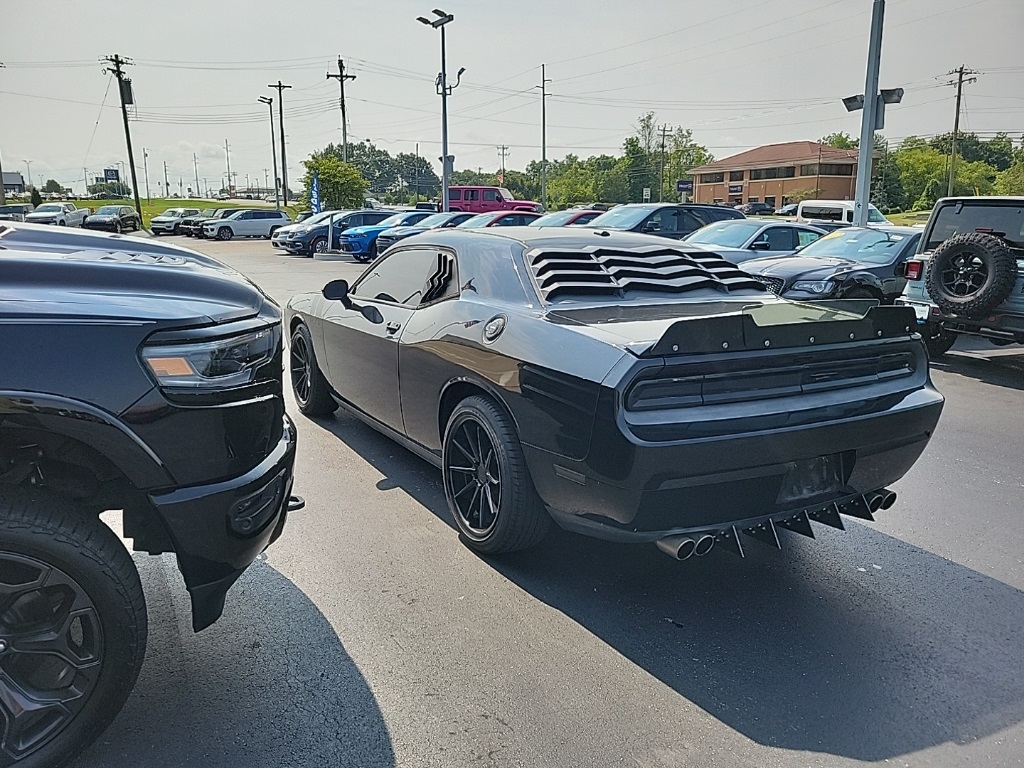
[684,219,826,263]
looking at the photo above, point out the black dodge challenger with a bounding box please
[286,227,944,559]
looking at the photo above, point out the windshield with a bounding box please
[867,206,887,223]
[798,228,911,263]
[0,205,27,213]
[34,204,62,213]
[458,213,497,228]
[685,220,762,247]
[925,201,1024,250]
[498,188,515,201]
[162,209,184,217]
[586,206,654,230]
[377,213,410,227]
[529,211,579,227]
[200,209,215,216]
[95,206,120,215]
[414,213,453,228]
[305,210,345,226]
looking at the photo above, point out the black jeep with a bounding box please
[0,222,301,765]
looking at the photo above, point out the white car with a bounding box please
[202,209,291,241]
[150,208,201,235]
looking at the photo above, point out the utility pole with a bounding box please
[101,54,143,217]
[142,148,151,202]
[268,81,292,204]
[224,139,232,196]
[417,10,462,213]
[414,142,420,201]
[946,65,979,197]
[263,168,270,194]
[193,153,200,199]
[851,0,884,228]
[23,160,33,190]
[163,161,169,195]
[659,124,668,202]
[538,64,552,210]
[326,58,356,162]
[0,62,5,204]
[497,144,509,182]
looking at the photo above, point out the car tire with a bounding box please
[311,237,328,254]
[843,287,878,301]
[289,323,337,416]
[216,227,233,241]
[113,222,122,234]
[267,226,280,240]
[0,487,147,767]
[924,233,1017,318]
[443,395,550,554]
[923,324,957,359]
[58,221,67,226]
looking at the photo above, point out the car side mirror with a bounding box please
[642,222,660,233]
[322,279,351,305]
[749,240,770,250]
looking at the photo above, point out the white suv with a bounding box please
[203,209,291,240]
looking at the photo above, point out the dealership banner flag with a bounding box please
[310,172,322,213]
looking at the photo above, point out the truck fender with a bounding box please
[0,391,174,490]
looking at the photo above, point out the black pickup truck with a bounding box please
[0,222,301,765]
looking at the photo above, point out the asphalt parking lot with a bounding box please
[74,233,1024,768]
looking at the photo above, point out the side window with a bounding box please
[483,189,498,202]
[338,214,361,227]
[352,249,436,306]
[368,212,392,224]
[494,215,518,226]
[421,251,459,304]
[763,227,797,251]
[651,208,703,234]
[449,189,462,201]
[238,211,253,220]
[465,189,479,201]
[797,229,821,248]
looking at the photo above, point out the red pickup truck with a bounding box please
[446,186,544,214]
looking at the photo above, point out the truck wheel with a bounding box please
[925,233,1017,318]
[0,487,147,767]
[289,323,337,416]
[216,227,233,241]
[924,324,957,358]
[442,395,550,554]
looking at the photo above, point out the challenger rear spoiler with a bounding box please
[640,301,918,357]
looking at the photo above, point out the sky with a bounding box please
[2,0,1023,196]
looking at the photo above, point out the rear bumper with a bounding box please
[148,414,298,631]
[526,388,943,542]
[901,299,1024,341]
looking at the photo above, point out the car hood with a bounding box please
[151,216,179,223]
[86,214,117,220]
[742,255,857,281]
[25,211,60,219]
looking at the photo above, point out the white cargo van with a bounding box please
[796,199,891,226]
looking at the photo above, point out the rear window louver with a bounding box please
[526,245,768,301]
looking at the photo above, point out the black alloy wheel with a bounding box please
[442,396,550,553]
[113,221,122,234]
[0,489,147,767]
[941,252,987,297]
[289,324,337,416]
[311,237,328,254]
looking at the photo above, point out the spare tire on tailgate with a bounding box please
[924,232,1018,318]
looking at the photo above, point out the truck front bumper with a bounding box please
[149,414,299,631]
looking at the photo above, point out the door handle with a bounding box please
[386,321,402,334]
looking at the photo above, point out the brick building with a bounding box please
[688,141,860,208]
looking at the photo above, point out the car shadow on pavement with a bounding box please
[72,555,394,768]
[932,348,1024,392]
[320,410,1024,763]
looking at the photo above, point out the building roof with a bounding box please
[2,171,26,185]
[689,142,859,175]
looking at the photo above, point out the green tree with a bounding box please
[320,141,398,195]
[785,187,824,203]
[42,179,63,194]
[394,152,440,201]
[546,161,594,209]
[618,136,651,203]
[87,181,130,197]
[300,153,368,210]
[928,132,1014,171]
[894,145,947,206]
[871,142,906,212]
[663,128,714,200]
[820,131,859,149]
[501,170,539,201]
[995,163,1024,195]
[30,187,42,207]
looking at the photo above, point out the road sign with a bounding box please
[675,179,693,193]
[642,187,651,202]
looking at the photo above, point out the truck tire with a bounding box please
[442,395,550,554]
[0,487,147,767]
[216,227,233,241]
[289,323,337,416]
[924,233,1017,318]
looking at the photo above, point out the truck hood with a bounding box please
[0,223,269,326]
[25,211,61,219]
[545,298,913,357]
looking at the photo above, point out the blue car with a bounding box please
[336,210,434,262]
[375,211,475,253]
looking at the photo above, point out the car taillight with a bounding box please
[904,260,923,280]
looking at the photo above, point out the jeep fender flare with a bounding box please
[0,391,174,490]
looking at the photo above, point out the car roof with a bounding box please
[934,196,1024,204]
[403,225,709,252]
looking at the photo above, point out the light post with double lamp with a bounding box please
[258,96,281,210]
[417,9,464,213]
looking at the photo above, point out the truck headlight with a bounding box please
[792,280,835,294]
[142,328,275,389]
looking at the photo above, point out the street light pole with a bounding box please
[268,81,292,204]
[537,64,551,210]
[23,160,33,190]
[418,9,463,213]
[852,0,885,228]
[258,96,281,210]
[143,148,151,202]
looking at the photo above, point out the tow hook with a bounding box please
[287,495,306,512]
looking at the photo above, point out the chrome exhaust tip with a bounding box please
[694,534,716,557]
[865,489,897,512]
[656,535,696,561]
